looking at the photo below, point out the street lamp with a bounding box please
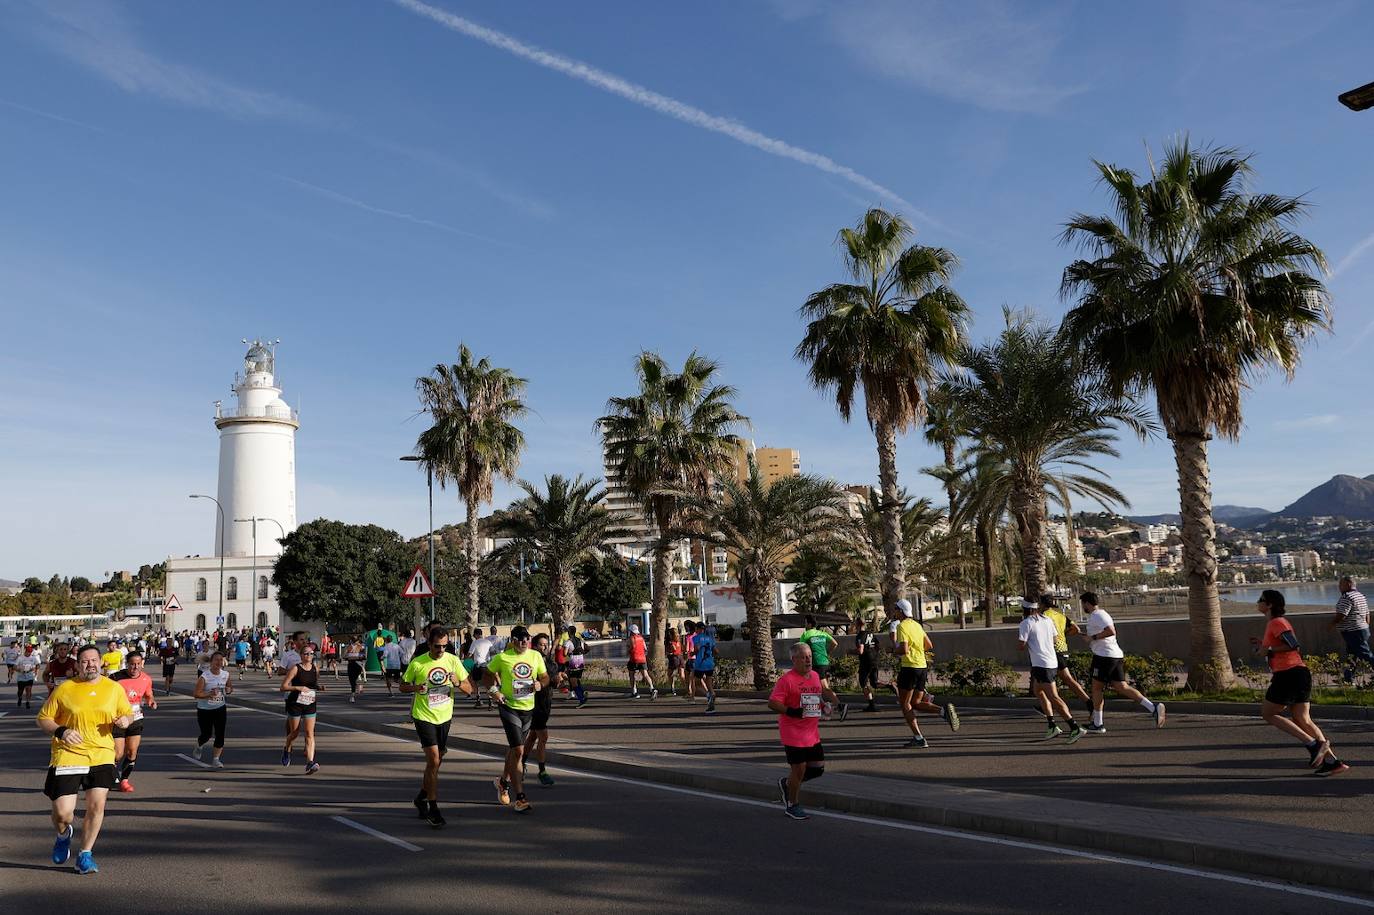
[400,456,436,635]
[234,516,285,630]
[189,494,225,629]
[1339,80,1374,111]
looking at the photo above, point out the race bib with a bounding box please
[297,688,316,705]
[132,705,144,721]
[426,690,451,708]
[513,678,535,698]
[800,692,823,718]
[207,688,225,707]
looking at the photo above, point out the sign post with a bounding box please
[401,566,435,636]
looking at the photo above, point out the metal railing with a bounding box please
[214,404,299,422]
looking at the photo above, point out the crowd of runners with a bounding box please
[17,584,1358,870]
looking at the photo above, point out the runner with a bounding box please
[561,626,588,708]
[799,615,848,720]
[855,624,882,712]
[45,641,77,697]
[1040,594,1091,707]
[100,639,123,678]
[468,630,503,708]
[664,627,685,696]
[382,635,404,698]
[1252,589,1350,777]
[1077,592,1165,733]
[192,651,232,768]
[484,625,549,813]
[626,624,657,700]
[693,624,718,714]
[682,620,698,701]
[261,636,277,677]
[1018,599,1085,744]
[768,642,839,820]
[158,639,179,695]
[4,639,18,682]
[36,644,134,875]
[321,632,338,678]
[399,628,417,667]
[888,599,959,747]
[344,634,367,702]
[400,623,475,827]
[523,632,559,788]
[233,634,250,680]
[281,644,322,774]
[110,651,157,792]
[279,630,306,675]
[15,643,40,708]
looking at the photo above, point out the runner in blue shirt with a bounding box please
[693,625,718,715]
[233,638,251,680]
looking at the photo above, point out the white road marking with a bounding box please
[331,815,423,852]
[0,711,9,718]
[176,753,212,769]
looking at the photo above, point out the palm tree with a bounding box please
[1060,140,1330,689]
[923,386,968,627]
[945,309,1148,601]
[796,208,969,613]
[491,474,623,633]
[599,352,747,674]
[414,345,527,629]
[674,459,846,688]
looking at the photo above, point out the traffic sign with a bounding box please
[165,594,182,612]
[402,565,435,599]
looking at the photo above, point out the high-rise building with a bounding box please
[755,447,801,485]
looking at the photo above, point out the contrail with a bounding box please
[1332,230,1374,278]
[390,0,930,223]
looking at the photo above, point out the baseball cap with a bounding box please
[510,625,531,641]
[1020,598,1038,610]
[629,624,640,634]
[895,599,914,617]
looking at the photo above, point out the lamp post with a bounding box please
[400,456,436,636]
[189,494,225,630]
[234,516,285,630]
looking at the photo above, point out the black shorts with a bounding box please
[386,668,402,682]
[694,666,715,679]
[627,661,646,672]
[1056,652,1072,671]
[499,706,533,747]
[1030,666,1056,684]
[1265,666,1313,706]
[471,665,488,684]
[858,662,878,688]
[413,718,452,754]
[162,663,176,678]
[668,655,682,670]
[565,666,584,679]
[784,742,825,765]
[531,699,551,731]
[286,700,318,719]
[1090,655,1126,684]
[896,667,928,692]
[112,720,145,739]
[44,764,117,800]
[813,664,831,680]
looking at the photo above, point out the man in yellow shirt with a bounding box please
[36,644,134,875]
[100,640,124,677]
[1040,595,1090,705]
[887,599,960,749]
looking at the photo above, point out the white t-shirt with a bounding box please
[399,637,416,665]
[198,668,230,709]
[3,646,18,665]
[1018,615,1059,669]
[382,643,403,669]
[468,637,497,665]
[1085,609,1124,659]
[281,648,302,671]
[14,654,39,681]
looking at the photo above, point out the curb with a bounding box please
[215,687,1374,896]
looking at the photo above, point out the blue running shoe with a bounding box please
[52,825,73,864]
[74,850,97,875]
[281,749,291,767]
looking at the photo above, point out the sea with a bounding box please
[1223,581,1374,608]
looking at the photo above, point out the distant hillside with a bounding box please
[0,578,19,590]
[1128,505,1272,526]
[1277,474,1374,520]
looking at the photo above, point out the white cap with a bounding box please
[1020,598,1038,610]
[895,599,914,617]
[629,624,640,634]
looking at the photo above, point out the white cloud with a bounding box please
[1273,413,1341,431]
[26,0,314,122]
[389,0,932,224]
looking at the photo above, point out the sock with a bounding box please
[1046,715,1055,727]
[1139,698,1156,713]
[1091,710,1103,727]
[1305,739,1320,750]
[122,758,136,780]
[1066,719,1078,729]
[538,761,546,773]
[416,789,427,803]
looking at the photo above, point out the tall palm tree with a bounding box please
[796,208,969,613]
[1060,140,1330,690]
[674,459,846,688]
[414,345,527,628]
[923,386,967,627]
[599,352,747,674]
[945,309,1148,600]
[491,474,623,633]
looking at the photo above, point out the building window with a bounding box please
[226,576,238,600]
[258,576,269,599]
[257,611,268,628]
[195,578,207,601]
[226,613,237,629]
[195,613,207,630]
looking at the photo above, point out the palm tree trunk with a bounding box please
[464,497,480,629]
[1011,481,1047,600]
[1172,432,1234,691]
[649,540,673,679]
[978,519,995,628]
[550,564,577,633]
[873,419,907,610]
[743,576,777,689]
[941,439,966,630]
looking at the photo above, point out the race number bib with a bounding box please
[513,678,535,698]
[207,688,225,707]
[426,689,451,708]
[132,705,145,721]
[800,692,823,718]
[297,688,316,705]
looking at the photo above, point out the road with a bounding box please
[1,690,1370,912]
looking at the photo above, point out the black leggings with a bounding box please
[196,706,227,748]
[347,661,364,693]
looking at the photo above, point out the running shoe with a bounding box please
[838,703,850,722]
[425,803,446,828]
[777,775,789,805]
[513,794,532,813]
[864,701,877,713]
[494,778,511,806]
[1084,723,1108,734]
[576,699,588,709]
[651,688,659,700]
[281,749,291,768]
[905,735,928,749]
[783,804,809,820]
[537,771,555,787]
[705,700,716,715]
[73,850,98,875]
[1152,702,1167,729]
[305,761,320,775]
[119,779,134,793]
[194,741,209,761]
[415,791,428,819]
[52,825,73,864]
[1315,759,1350,778]
[943,702,961,732]
[1309,738,1332,769]
[211,758,224,769]
[1066,725,1087,745]
[630,692,641,700]
[1042,724,1064,741]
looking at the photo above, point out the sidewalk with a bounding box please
[206,668,1374,895]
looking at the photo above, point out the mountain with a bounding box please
[1128,505,1272,526]
[0,578,18,589]
[1277,474,1374,519]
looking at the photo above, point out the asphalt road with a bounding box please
[2,691,1369,912]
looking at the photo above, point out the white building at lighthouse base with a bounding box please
[164,556,285,633]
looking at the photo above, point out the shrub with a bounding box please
[1064,650,1094,686]
[712,657,744,688]
[827,654,859,688]
[1123,652,1181,696]
[933,654,1016,696]
[715,625,736,642]
[1305,652,1343,689]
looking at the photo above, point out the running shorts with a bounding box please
[162,663,176,678]
[896,666,928,692]
[285,698,318,718]
[532,698,552,731]
[565,666,584,679]
[667,655,682,670]
[857,662,878,689]
[44,764,117,799]
[784,742,825,765]
[813,664,830,680]
[1265,666,1312,706]
[1030,666,1056,684]
[112,720,145,739]
[1089,656,1125,684]
[385,668,402,683]
[694,665,715,678]
[1056,652,1072,671]
[413,718,452,754]
[626,661,646,672]
[498,706,533,747]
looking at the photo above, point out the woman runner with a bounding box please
[192,652,232,768]
[281,645,322,774]
[665,627,684,696]
[344,635,367,702]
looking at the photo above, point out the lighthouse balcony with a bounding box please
[214,403,300,427]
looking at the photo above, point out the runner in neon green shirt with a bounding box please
[399,624,474,828]
[799,615,848,720]
[483,626,549,813]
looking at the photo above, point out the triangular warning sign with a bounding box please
[164,594,182,612]
[401,566,435,598]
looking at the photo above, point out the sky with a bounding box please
[1,0,1372,579]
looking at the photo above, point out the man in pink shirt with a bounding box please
[767,642,838,820]
[626,625,657,700]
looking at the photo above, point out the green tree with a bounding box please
[599,351,747,675]
[491,474,623,632]
[796,208,969,613]
[575,555,649,621]
[673,458,846,688]
[69,576,93,593]
[414,344,528,629]
[47,574,64,594]
[22,577,45,594]
[1060,140,1330,690]
[272,520,414,632]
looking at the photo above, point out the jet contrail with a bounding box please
[391,0,929,222]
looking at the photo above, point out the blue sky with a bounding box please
[2,0,1372,579]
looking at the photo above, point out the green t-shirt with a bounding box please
[486,647,547,712]
[799,628,836,666]
[402,651,468,724]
